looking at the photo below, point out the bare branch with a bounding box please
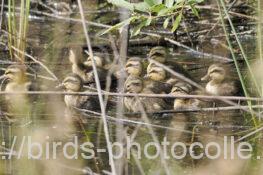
[76,0,116,174]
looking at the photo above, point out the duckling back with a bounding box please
[71,91,100,112]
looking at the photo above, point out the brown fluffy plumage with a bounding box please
[201,64,241,96]
[124,75,168,112]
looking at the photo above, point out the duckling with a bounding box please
[171,82,200,110]
[84,55,104,68]
[107,57,145,81]
[201,64,240,96]
[124,75,167,113]
[148,46,168,63]
[69,48,108,86]
[59,73,100,111]
[1,65,34,118]
[83,55,108,85]
[146,62,167,82]
[147,46,192,86]
[3,65,32,99]
[145,63,173,94]
[125,57,145,76]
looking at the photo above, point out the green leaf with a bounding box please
[107,0,134,11]
[131,25,143,36]
[144,0,162,6]
[171,12,182,32]
[167,3,182,13]
[134,2,151,12]
[176,0,184,3]
[145,17,152,26]
[131,18,151,36]
[157,7,170,16]
[163,17,170,29]
[187,0,204,5]
[190,4,199,17]
[107,0,150,12]
[131,24,143,36]
[150,4,166,13]
[153,0,163,5]
[144,0,155,6]
[165,0,174,8]
[100,16,137,35]
[189,0,204,3]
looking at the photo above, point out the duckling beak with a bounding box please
[4,70,10,75]
[56,83,65,90]
[201,74,210,81]
[0,75,6,80]
[84,66,93,72]
[124,87,130,93]
[83,60,90,66]
[144,74,149,79]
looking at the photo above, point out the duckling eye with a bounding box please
[8,69,20,73]
[149,63,157,67]
[65,79,79,84]
[149,69,158,73]
[5,71,11,74]
[210,69,222,74]
[153,52,164,57]
[132,83,141,86]
[173,87,188,93]
[126,62,139,68]
[173,88,180,92]
[125,63,133,68]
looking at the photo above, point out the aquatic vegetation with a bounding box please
[104,0,204,36]
[7,0,30,62]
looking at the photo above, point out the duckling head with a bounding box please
[84,55,104,68]
[171,82,192,95]
[146,63,166,81]
[125,57,143,76]
[61,74,83,92]
[201,64,226,83]
[4,65,26,82]
[148,46,167,63]
[124,76,143,93]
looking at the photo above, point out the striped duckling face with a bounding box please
[201,64,226,83]
[146,62,166,81]
[125,57,143,76]
[124,76,143,93]
[4,65,26,82]
[84,56,104,68]
[62,74,83,92]
[171,82,192,95]
[148,46,168,63]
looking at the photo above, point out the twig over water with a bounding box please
[77,0,116,174]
